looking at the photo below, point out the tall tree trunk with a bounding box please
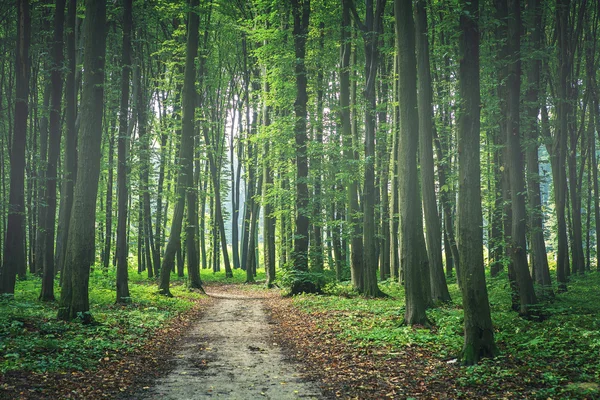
[354,0,386,297]
[457,0,498,365]
[289,0,312,294]
[341,0,364,291]
[39,0,66,301]
[159,0,201,296]
[415,0,450,303]
[57,0,106,321]
[35,83,50,276]
[186,135,201,288]
[311,22,325,273]
[0,0,30,295]
[231,104,241,270]
[263,78,276,287]
[55,0,77,276]
[395,0,429,324]
[103,120,115,272]
[554,0,570,292]
[506,0,537,316]
[115,0,132,303]
[525,0,552,295]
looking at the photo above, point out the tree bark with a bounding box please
[524,0,552,296]
[39,0,66,301]
[159,0,201,296]
[55,0,77,277]
[554,0,570,292]
[290,0,313,294]
[457,0,498,365]
[57,0,106,321]
[415,0,450,303]
[506,0,537,315]
[0,0,30,295]
[340,0,364,291]
[395,0,429,324]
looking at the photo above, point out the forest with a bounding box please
[1,0,600,398]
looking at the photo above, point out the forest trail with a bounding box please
[133,287,323,400]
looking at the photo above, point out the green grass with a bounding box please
[0,267,205,374]
[291,271,600,398]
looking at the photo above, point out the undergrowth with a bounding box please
[0,267,206,374]
[291,271,600,399]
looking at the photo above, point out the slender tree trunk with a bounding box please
[55,0,77,276]
[35,83,50,276]
[341,0,363,291]
[57,0,106,321]
[593,99,600,272]
[115,0,132,303]
[39,0,66,301]
[554,0,570,292]
[159,0,201,296]
[0,0,30,295]
[415,0,450,303]
[457,0,498,365]
[263,78,276,287]
[525,0,552,295]
[396,0,429,324]
[186,136,201,288]
[506,0,537,315]
[289,0,312,294]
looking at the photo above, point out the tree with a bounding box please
[553,0,571,292]
[57,0,107,321]
[55,0,77,277]
[524,0,552,295]
[340,0,364,292]
[505,0,537,315]
[159,0,202,296]
[415,0,451,304]
[348,0,386,297]
[39,0,66,302]
[0,0,30,295]
[395,0,429,324]
[116,0,133,304]
[456,0,498,365]
[289,0,313,294]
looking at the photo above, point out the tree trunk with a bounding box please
[159,0,201,296]
[289,0,313,294]
[457,0,498,365]
[55,0,77,277]
[505,0,537,315]
[341,0,364,291]
[115,0,132,303]
[39,0,66,301]
[57,0,106,321]
[525,0,552,296]
[395,0,429,324]
[263,79,276,287]
[554,0,570,292]
[415,0,450,303]
[0,0,30,295]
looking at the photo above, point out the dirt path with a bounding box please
[133,289,323,399]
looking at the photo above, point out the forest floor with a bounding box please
[126,285,322,400]
[2,273,600,399]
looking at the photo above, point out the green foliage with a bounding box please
[278,269,335,294]
[0,268,203,374]
[291,271,600,398]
